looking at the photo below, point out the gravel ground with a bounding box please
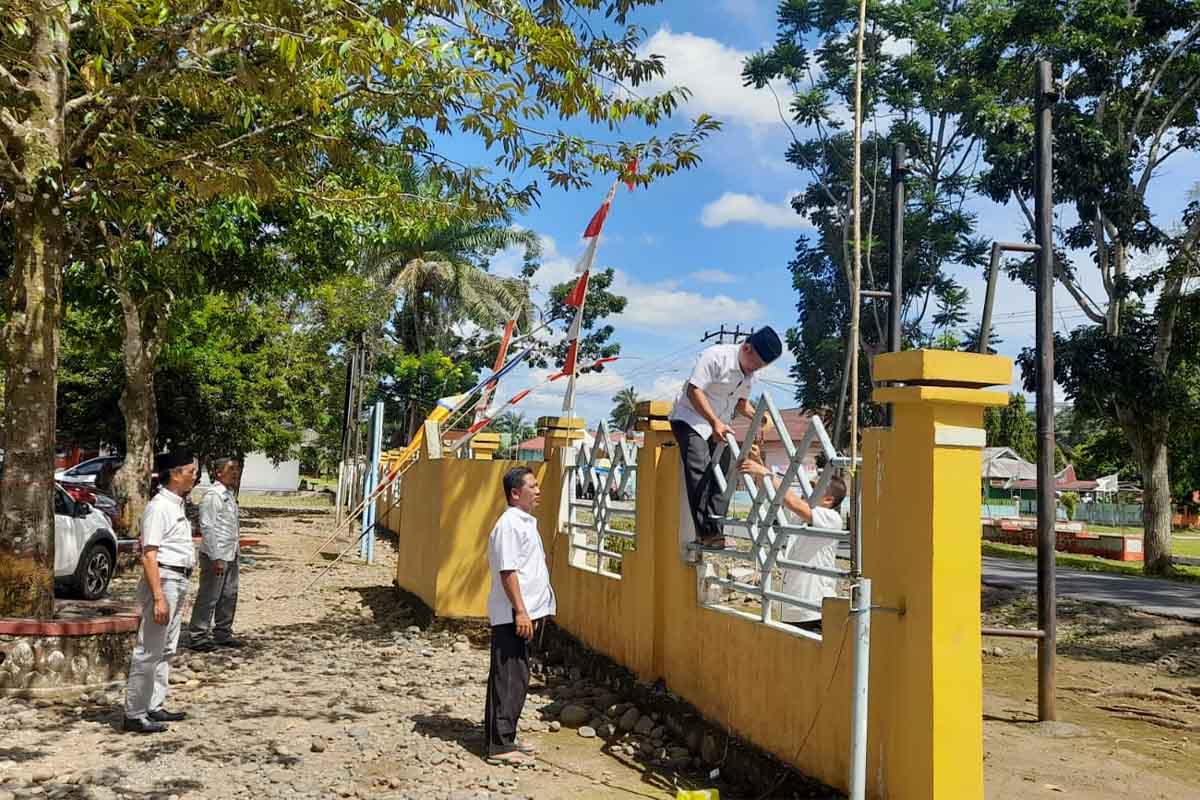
[0,511,716,800]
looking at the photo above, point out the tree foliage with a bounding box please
[746,0,990,442]
[609,387,640,432]
[959,0,1200,573]
[984,394,1037,463]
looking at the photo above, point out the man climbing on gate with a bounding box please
[670,326,783,550]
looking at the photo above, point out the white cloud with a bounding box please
[611,273,766,330]
[689,269,738,285]
[494,234,767,332]
[700,192,810,230]
[639,28,788,127]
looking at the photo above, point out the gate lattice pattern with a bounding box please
[703,393,856,632]
[567,422,638,577]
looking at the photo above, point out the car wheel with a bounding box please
[76,543,114,600]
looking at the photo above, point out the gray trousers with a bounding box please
[124,570,189,720]
[671,421,732,541]
[188,552,239,645]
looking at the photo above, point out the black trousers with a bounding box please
[484,620,537,756]
[672,420,732,541]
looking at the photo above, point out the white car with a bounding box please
[55,484,118,600]
[55,455,123,487]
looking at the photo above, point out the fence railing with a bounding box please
[566,422,638,577]
[700,393,856,633]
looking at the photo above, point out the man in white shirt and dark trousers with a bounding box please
[670,326,783,549]
[740,452,846,633]
[484,467,555,766]
[123,449,198,734]
[188,457,244,652]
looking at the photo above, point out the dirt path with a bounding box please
[981,586,1200,799]
[0,511,719,800]
[2,512,1197,800]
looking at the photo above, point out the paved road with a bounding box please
[982,556,1200,621]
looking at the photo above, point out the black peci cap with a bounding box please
[747,326,782,364]
[157,449,195,471]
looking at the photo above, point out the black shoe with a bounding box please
[148,708,187,722]
[214,637,244,648]
[189,641,216,652]
[122,716,168,734]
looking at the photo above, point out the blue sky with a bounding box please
[465,0,1200,430]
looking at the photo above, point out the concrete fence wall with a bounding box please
[379,350,1010,800]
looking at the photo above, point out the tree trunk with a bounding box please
[1116,405,1173,575]
[1137,435,1173,575]
[111,285,163,540]
[0,190,64,619]
[0,6,68,619]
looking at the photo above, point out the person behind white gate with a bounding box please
[740,446,846,633]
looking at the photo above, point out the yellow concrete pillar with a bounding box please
[863,350,1010,800]
[470,432,502,460]
[635,400,672,680]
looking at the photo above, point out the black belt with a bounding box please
[160,564,193,578]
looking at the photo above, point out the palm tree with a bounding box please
[358,170,539,356]
[494,412,536,458]
[610,387,640,433]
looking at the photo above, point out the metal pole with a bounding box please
[847,577,871,800]
[889,143,905,356]
[979,243,1002,354]
[1034,59,1058,722]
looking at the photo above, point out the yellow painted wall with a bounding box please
[389,452,547,618]
[385,350,1003,799]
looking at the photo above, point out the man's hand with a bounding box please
[152,595,169,625]
[213,560,226,575]
[710,419,734,445]
[514,611,534,640]
[739,458,769,479]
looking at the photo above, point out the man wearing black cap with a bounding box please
[670,326,783,549]
[123,449,198,734]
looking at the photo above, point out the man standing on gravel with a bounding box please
[188,457,244,652]
[484,466,555,766]
[123,449,198,734]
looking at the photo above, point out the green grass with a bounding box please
[238,492,334,510]
[982,541,1200,584]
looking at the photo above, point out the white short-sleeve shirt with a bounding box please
[140,488,196,570]
[669,344,754,439]
[781,504,844,623]
[487,506,556,626]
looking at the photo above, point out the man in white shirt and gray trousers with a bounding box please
[484,466,555,766]
[670,327,783,549]
[123,449,198,734]
[188,457,244,652]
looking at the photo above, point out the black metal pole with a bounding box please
[884,143,906,427]
[889,143,905,356]
[1034,59,1058,723]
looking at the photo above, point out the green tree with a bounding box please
[964,1,1200,573]
[745,1,990,444]
[357,168,540,357]
[374,350,478,449]
[984,394,1037,463]
[610,387,641,433]
[493,412,536,458]
[539,268,628,373]
[0,0,717,616]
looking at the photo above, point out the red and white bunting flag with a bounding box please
[561,169,634,416]
[565,271,589,308]
[473,316,517,424]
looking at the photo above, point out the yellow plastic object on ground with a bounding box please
[676,791,718,800]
